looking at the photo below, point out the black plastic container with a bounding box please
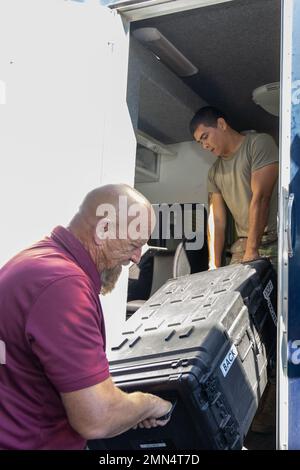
[89,259,277,450]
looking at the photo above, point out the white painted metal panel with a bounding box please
[277,0,293,450]
[98,9,137,345]
[0,0,111,267]
[0,0,134,344]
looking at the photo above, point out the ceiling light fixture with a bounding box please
[252,82,280,116]
[133,27,198,77]
[104,1,234,22]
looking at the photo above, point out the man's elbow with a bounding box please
[70,420,111,440]
[83,427,110,440]
[67,403,118,440]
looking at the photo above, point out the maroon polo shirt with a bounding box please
[0,226,110,449]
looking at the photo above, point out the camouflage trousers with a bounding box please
[230,236,278,271]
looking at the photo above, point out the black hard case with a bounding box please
[90,259,276,450]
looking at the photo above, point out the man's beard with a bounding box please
[100,265,122,295]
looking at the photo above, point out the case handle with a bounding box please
[287,193,294,258]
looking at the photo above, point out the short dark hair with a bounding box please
[189,106,228,137]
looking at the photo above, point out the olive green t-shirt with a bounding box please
[207,133,278,238]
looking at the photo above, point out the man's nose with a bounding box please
[131,247,142,264]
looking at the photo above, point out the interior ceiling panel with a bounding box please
[138,77,202,143]
[131,0,281,141]
[127,37,206,144]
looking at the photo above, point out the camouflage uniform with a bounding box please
[230,231,277,434]
[229,231,278,270]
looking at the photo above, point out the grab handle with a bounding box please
[287,193,294,258]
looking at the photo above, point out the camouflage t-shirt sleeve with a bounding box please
[251,133,279,172]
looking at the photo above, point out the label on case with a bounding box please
[220,344,238,377]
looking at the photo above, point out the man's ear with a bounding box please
[94,217,113,245]
[217,117,227,131]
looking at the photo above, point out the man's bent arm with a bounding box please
[61,376,171,440]
[208,193,227,268]
[244,163,279,261]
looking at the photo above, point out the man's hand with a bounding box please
[132,397,173,430]
[208,264,217,271]
[132,416,170,430]
[242,249,259,262]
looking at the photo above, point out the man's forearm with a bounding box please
[62,380,171,441]
[246,196,270,253]
[208,225,225,268]
[100,389,161,438]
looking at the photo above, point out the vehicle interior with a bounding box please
[125,0,280,296]
[124,0,281,448]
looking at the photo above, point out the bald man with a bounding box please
[0,184,171,450]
